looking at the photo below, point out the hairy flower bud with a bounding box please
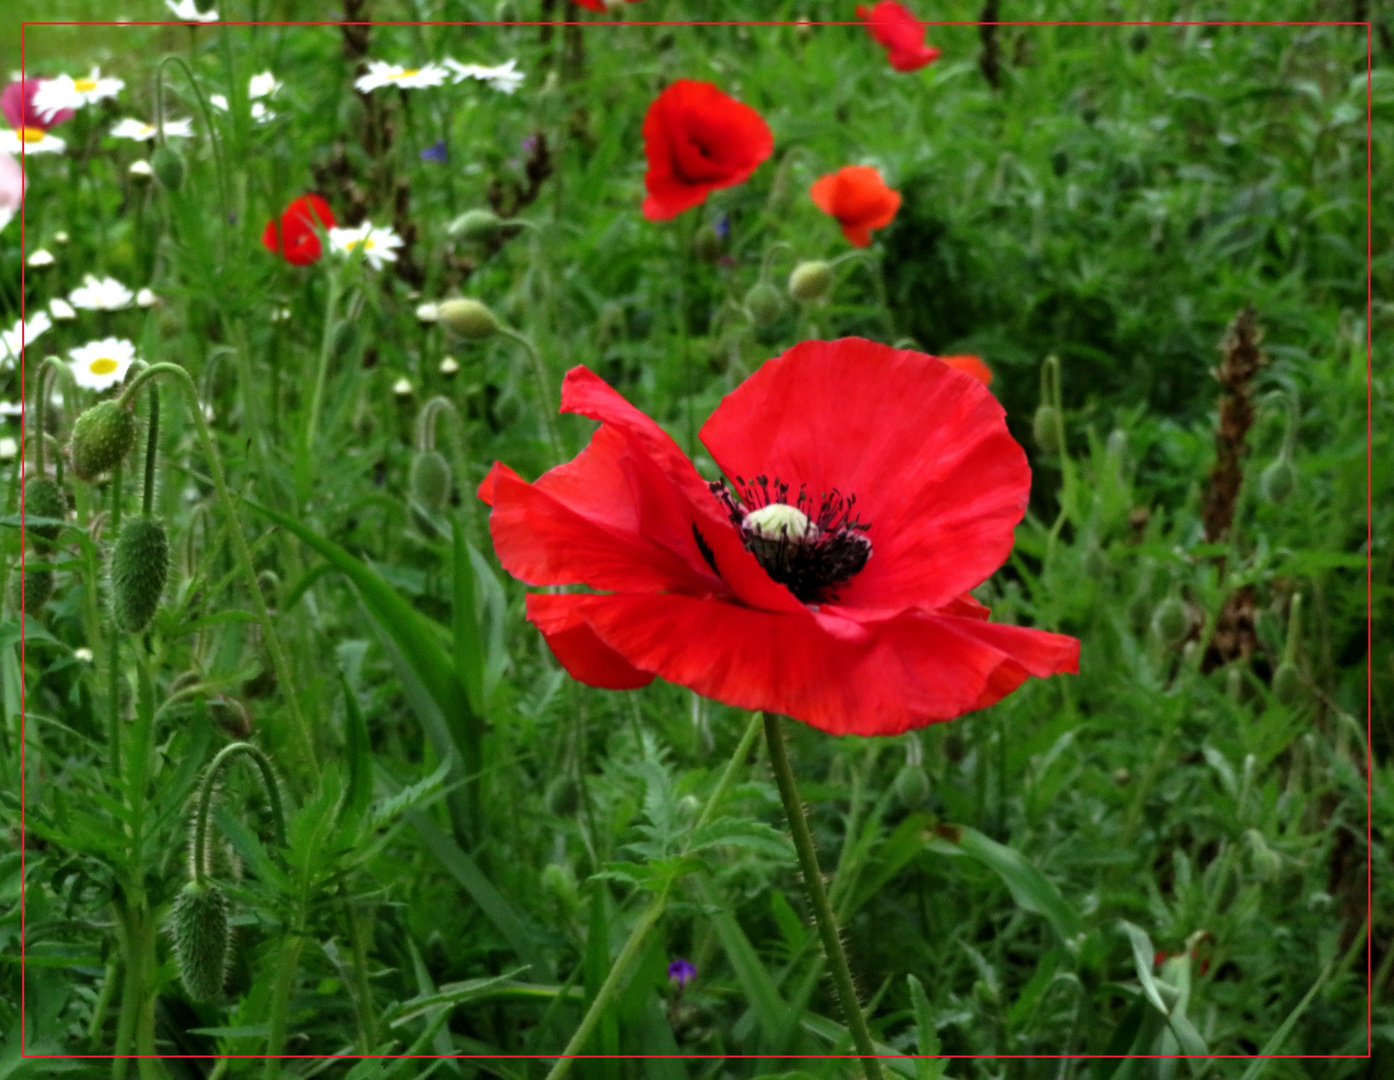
[10,559,53,613]
[892,763,930,809]
[1032,404,1061,455]
[1151,594,1188,649]
[23,476,67,554]
[788,260,832,303]
[745,281,782,327]
[448,208,504,243]
[1259,456,1296,504]
[438,298,500,339]
[70,400,138,481]
[171,880,231,1001]
[151,144,186,192]
[111,517,169,633]
[409,450,452,513]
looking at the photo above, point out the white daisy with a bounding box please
[443,57,525,95]
[0,437,16,459]
[136,287,157,307]
[110,117,193,142]
[328,222,403,271]
[49,298,76,321]
[32,68,125,120]
[73,647,94,662]
[0,128,65,155]
[26,249,54,267]
[70,274,134,311]
[68,337,137,391]
[354,61,449,94]
[129,159,153,178]
[165,0,218,22]
[416,302,439,322]
[248,71,281,100]
[0,400,22,416]
[1,310,52,367]
[208,93,229,112]
[250,101,277,124]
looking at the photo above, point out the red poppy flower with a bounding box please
[569,0,642,9]
[1,79,72,131]
[641,80,774,221]
[857,2,942,73]
[941,354,993,386]
[479,338,1079,736]
[809,165,901,248]
[261,194,336,266]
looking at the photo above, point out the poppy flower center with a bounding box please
[710,475,872,604]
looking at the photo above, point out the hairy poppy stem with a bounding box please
[764,713,884,1080]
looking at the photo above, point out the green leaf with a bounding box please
[388,968,531,1027]
[906,974,947,1080]
[452,518,485,717]
[339,672,373,830]
[685,816,795,860]
[697,877,791,1049]
[1235,959,1335,1079]
[370,759,452,830]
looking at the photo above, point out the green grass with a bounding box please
[0,2,1387,1078]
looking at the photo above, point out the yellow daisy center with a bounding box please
[74,78,97,92]
[364,238,377,250]
[89,357,119,375]
[19,127,47,144]
[398,69,420,78]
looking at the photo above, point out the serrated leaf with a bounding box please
[685,816,795,860]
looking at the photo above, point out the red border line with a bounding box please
[15,14,1375,1066]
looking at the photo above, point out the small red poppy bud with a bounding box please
[788,260,832,303]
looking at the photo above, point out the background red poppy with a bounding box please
[809,165,901,247]
[261,194,336,266]
[857,1,942,72]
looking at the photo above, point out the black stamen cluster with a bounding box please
[709,476,873,604]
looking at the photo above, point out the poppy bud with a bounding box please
[745,281,783,327]
[170,879,231,1001]
[1032,404,1061,454]
[1260,456,1296,504]
[23,476,67,554]
[788,260,832,303]
[692,224,724,263]
[10,559,53,613]
[409,449,452,513]
[111,517,169,633]
[70,400,138,481]
[1151,593,1188,649]
[1271,661,1303,707]
[892,763,930,809]
[151,145,186,192]
[676,794,701,820]
[438,298,500,340]
[541,861,577,903]
[330,320,361,362]
[545,774,580,816]
[448,208,504,243]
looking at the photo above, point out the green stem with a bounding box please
[106,465,124,778]
[119,363,318,777]
[543,712,763,1080]
[192,741,287,885]
[498,325,562,462]
[305,271,343,454]
[142,389,158,517]
[349,904,379,1053]
[264,928,305,1071]
[763,713,883,1080]
[110,903,151,1079]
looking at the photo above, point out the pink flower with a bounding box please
[2,79,73,131]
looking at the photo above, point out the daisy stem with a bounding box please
[305,270,343,455]
[118,362,319,779]
[498,324,562,462]
[763,713,884,1080]
[543,711,763,1080]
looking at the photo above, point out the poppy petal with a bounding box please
[527,594,655,689]
[700,338,1029,615]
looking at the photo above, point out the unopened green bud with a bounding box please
[892,764,930,809]
[111,517,169,633]
[448,208,504,243]
[1032,404,1062,454]
[409,450,452,513]
[788,260,832,303]
[1272,662,1304,707]
[151,144,186,192]
[745,281,782,327]
[330,319,361,362]
[1152,594,1189,649]
[10,559,53,613]
[545,774,580,817]
[1260,456,1296,504]
[171,880,231,1001]
[70,400,138,481]
[692,224,724,263]
[541,862,577,902]
[438,298,500,339]
[23,476,67,554]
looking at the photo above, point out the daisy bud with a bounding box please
[392,377,414,398]
[438,298,500,339]
[416,302,440,323]
[69,400,138,481]
[1032,404,1062,454]
[892,763,930,809]
[788,260,832,303]
[170,879,231,1001]
[438,356,460,377]
[448,208,504,243]
[1259,455,1296,504]
[1151,593,1189,649]
[129,159,154,181]
[151,145,186,192]
[110,517,169,633]
[23,476,68,554]
[409,449,452,513]
[1271,661,1304,707]
[9,559,53,613]
[745,280,783,327]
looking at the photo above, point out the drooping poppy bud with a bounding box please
[10,559,53,612]
[1032,404,1061,454]
[745,280,783,327]
[788,260,832,303]
[69,400,138,481]
[438,298,500,339]
[448,208,504,243]
[151,144,186,191]
[409,450,452,513]
[111,516,169,633]
[23,476,67,554]
[1260,455,1296,504]
[545,773,580,816]
[170,879,231,1001]
[1151,593,1188,649]
[892,762,930,809]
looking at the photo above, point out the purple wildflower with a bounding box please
[667,958,696,990]
[421,139,448,163]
